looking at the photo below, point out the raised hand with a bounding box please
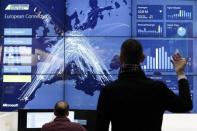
[171,53,187,75]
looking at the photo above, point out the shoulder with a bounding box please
[69,122,86,131]
[42,121,86,131]
[42,121,54,129]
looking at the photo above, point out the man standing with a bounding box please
[96,39,193,131]
[42,101,86,131]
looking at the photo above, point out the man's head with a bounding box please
[54,101,69,117]
[120,39,145,65]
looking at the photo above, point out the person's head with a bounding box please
[120,39,145,65]
[54,101,69,117]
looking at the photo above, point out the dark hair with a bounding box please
[54,101,69,117]
[121,39,143,64]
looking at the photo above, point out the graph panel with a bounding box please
[139,39,193,73]
[166,5,193,20]
[132,0,197,38]
[137,22,163,37]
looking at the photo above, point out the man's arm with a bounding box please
[164,53,193,112]
[163,78,193,112]
[96,87,110,131]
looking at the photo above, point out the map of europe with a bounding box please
[0,0,131,110]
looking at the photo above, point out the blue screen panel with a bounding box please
[132,0,197,38]
[137,5,164,20]
[63,37,195,111]
[137,22,164,37]
[66,0,131,36]
[166,5,193,20]
[1,37,65,75]
[166,22,193,37]
[32,37,65,75]
[0,0,66,37]
[71,37,193,75]
[64,74,112,110]
[0,75,64,111]
[64,37,127,76]
[140,39,193,73]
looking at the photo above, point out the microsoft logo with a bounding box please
[5,4,29,10]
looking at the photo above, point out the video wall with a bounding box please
[0,0,197,112]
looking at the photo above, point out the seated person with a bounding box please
[42,101,86,131]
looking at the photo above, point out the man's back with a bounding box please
[96,70,192,131]
[42,116,86,131]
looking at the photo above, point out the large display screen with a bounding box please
[0,0,197,112]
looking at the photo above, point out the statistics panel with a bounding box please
[137,5,164,20]
[132,0,197,38]
[0,37,65,75]
[2,38,32,78]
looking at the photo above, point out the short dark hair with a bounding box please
[54,101,69,117]
[121,39,143,64]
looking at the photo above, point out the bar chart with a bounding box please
[141,46,173,71]
[139,40,192,72]
[137,22,163,37]
[166,5,193,20]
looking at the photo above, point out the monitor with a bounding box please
[18,109,95,131]
[26,111,75,128]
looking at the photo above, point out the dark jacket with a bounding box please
[96,69,193,131]
[42,116,87,131]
